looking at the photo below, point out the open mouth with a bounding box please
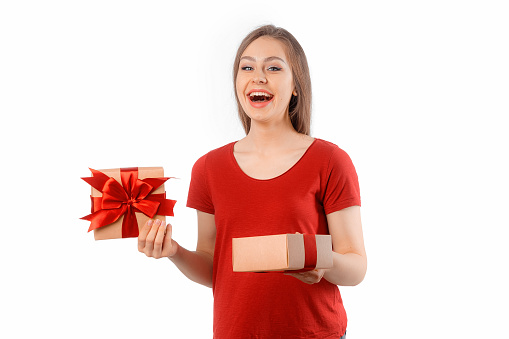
[248,91,274,103]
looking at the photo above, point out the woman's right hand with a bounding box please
[138,219,178,259]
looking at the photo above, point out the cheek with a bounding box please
[235,76,245,98]
[278,75,294,100]
[277,83,294,104]
[235,77,250,111]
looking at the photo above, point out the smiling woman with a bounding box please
[235,36,295,126]
[138,24,365,339]
[233,25,312,135]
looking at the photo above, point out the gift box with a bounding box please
[232,234,333,272]
[81,167,176,240]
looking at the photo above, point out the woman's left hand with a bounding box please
[284,269,326,285]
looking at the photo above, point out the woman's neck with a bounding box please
[241,118,307,154]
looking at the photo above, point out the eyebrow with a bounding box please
[240,56,287,65]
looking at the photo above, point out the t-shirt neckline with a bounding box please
[230,138,318,182]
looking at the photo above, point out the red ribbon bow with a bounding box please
[80,167,176,238]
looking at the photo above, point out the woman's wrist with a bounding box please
[168,239,180,260]
[322,252,367,286]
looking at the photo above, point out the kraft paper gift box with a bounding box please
[81,167,176,240]
[232,234,333,272]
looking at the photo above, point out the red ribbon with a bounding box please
[285,234,318,273]
[80,167,176,238]
[303,234,318,270]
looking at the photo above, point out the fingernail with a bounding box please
[147,219,153,226]
[155,219,161,226]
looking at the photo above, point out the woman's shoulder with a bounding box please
[308,138,358,175]
[205,141,236,157]
[192,141,236,168]
[312,138,351,159]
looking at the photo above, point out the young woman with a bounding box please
[138,25,366,339]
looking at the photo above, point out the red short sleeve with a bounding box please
[186,154,215,214]
[322,146,361,214]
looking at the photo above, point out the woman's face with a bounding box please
[236,36,295,127]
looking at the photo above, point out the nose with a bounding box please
[252,69,267,84]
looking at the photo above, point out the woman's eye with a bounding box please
[241,66,253,71]
[268,66,282,71]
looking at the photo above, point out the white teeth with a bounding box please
[249,92,273,97]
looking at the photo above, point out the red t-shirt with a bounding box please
[187,138,361,339]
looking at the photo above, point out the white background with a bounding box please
[1,1,508,338]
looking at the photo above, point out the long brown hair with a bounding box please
[233,25,312,135]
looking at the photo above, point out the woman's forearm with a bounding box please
[169,241,214,288]
[323,251,367,286]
